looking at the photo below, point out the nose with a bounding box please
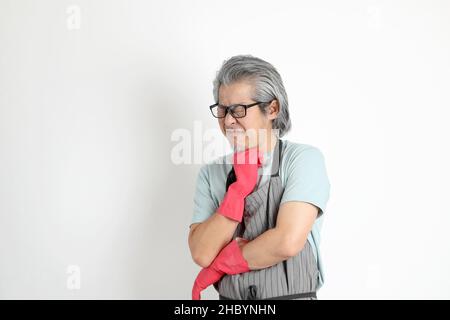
[224,111,236,127]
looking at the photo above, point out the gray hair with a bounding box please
[212,55,291,137]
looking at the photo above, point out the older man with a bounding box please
[188,55,330,300]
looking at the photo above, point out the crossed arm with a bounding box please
[188,201,318,270]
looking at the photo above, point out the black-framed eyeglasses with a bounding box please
[209,100,273,119]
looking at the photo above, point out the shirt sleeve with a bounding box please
[191,165,218,226]
[280,146,331,218]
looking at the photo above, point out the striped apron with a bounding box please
[214,139,320,300]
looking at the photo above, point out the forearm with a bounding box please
[189,212,239,267]
[241,228,291,270]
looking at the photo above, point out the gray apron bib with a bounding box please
[214,139,320,300]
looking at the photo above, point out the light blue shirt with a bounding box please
[190,139,331,289]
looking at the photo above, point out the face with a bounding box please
[217,81,279,151]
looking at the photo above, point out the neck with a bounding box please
[259,130,278,153]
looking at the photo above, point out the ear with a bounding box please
[267,100,280,120]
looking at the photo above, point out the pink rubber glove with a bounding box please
[192,238,250,300]
[217,147,263,222]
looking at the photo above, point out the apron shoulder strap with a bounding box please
[270,139,283,177]
[225,166,236,192]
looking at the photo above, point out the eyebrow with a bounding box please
[218,101,253,106]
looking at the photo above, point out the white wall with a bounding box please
[0,0,449,299]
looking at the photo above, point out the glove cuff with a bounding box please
[214,240,250,275]
[217,186,245,222]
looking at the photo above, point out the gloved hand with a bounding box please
[192,238,250,300]
[217,147,263,222]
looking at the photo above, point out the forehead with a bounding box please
[218,81,255,105]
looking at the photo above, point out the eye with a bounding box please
[217,106,227,117]
[231,105,246,118]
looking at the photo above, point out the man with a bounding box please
[188,55,330,300]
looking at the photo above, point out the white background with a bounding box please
[0,0,449,299]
